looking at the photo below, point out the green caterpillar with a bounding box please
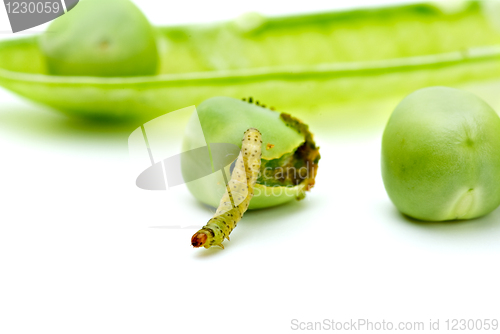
[191,128,262,249]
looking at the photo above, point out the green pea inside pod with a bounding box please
[39,0,159,77]
[182,97,320,210]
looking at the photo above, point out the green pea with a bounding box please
[182,97,320,209]
[39,0,159,77]
[381,86,500,221]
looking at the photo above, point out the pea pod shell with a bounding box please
[0,2,499,120]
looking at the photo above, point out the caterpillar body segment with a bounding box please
[191,128,262,249]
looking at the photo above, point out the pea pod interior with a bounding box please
[0,1,499,121]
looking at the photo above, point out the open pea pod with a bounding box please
[0,1,499,121]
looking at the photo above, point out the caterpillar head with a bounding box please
[191,232,208,248]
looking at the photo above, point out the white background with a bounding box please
[1,1,499,334]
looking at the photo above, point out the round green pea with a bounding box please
[39,0,159,77]
[182,96,320,210]
[382,86,500,221]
